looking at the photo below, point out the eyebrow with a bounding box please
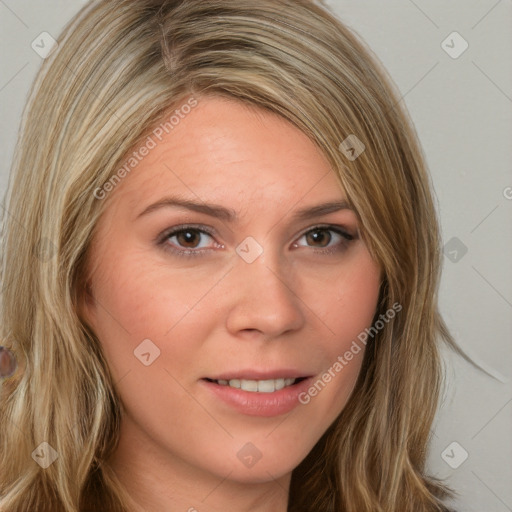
[136,196,354,222]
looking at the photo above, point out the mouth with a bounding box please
[203,376,309,393]
[200,372,315,417]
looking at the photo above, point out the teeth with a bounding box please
[257,379,277,393]
[274,378,285,391]
[229,379,240,389]
[215,378,298,392]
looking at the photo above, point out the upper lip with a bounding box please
[204,369,313,381]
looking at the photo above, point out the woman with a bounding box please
[0,0,469,510]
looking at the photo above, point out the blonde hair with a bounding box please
[0,0,470,510]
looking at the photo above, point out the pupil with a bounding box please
[178,230,198,248]
[307,229,330,247]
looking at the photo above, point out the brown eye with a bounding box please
[174,229,203,248]
[293,226,355,255]
[157,225,221,258]
[305,229,332,247]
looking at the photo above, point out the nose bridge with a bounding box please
[224,242,305,337]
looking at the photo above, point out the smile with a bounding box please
[201,375,314,417]
[205,377,306,393]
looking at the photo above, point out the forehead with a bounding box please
[109,95,346,215]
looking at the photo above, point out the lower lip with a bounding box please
[200,377,313,417]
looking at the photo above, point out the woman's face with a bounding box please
[82,96,381,488]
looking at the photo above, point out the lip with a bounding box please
[206,369,311,381]
[200,374,315,417]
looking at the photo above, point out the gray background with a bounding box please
[1,1,511,510]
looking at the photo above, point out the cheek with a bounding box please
[85,249,173,374]
[303,251,380,407]
[312,248,381,349]
[86,244,226,381]
[334,259,381,338]
[91,245,184,332]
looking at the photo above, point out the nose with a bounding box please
[224,250,305,339]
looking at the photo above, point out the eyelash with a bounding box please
[156,224,355,258]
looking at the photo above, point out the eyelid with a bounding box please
[157,223,356,257]
[296,223,355,240]
[156,224,221,250]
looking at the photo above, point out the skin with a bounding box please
[80,95,382,512]
[0,347,16,377]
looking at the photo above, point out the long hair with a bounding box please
[0,0,468,510]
